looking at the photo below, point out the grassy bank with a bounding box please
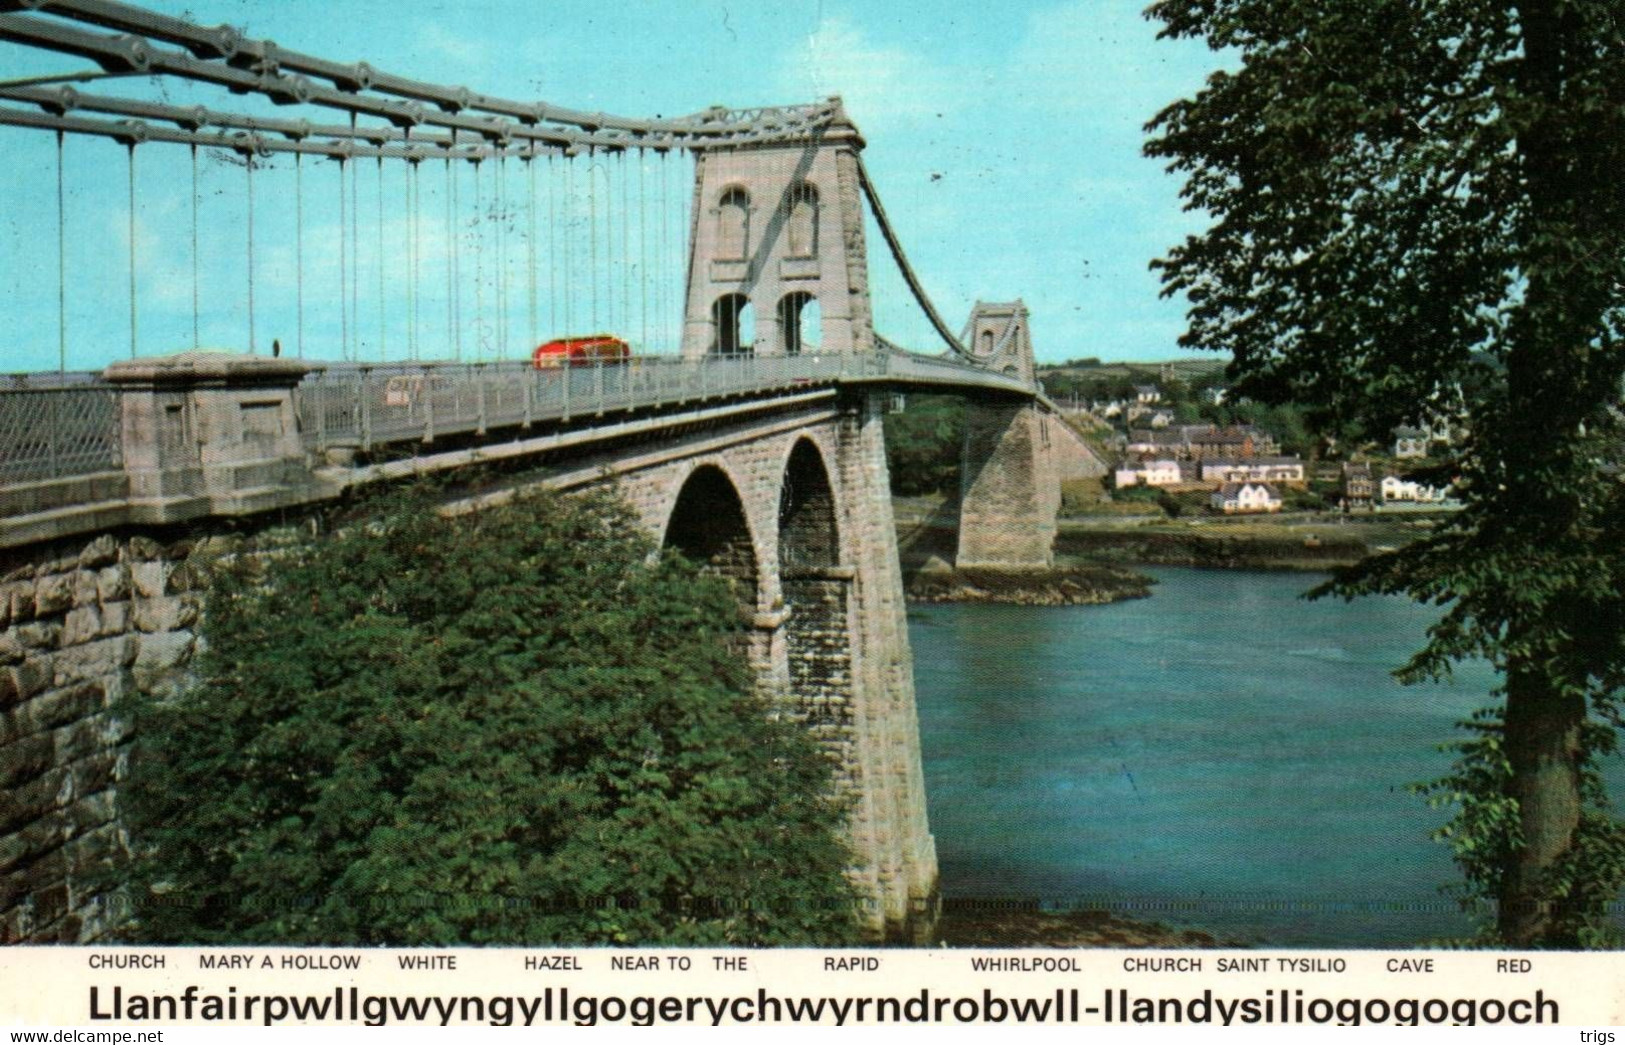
[1056,512,1443,571]
[896,494,1447,576]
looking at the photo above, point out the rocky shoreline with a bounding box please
[894,501,1158,607]
[904,560,1154,606]
[1054,527,1368,572]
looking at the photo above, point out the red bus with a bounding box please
[532,335,630,369]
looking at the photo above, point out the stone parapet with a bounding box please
[102,353,324,523]
[1,354,330,552]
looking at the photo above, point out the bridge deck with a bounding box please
[1,351,1030,490]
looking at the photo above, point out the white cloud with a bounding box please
[414,22,490,72]
[774,15,964,131]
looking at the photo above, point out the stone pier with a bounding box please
[955,301,1062,568]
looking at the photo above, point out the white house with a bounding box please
[1380,476,1449,503]
[1199,456,1307,484]
[1212,481,1282,514]
[1125,429,1183,456]
[1393,426,1428,459]
[1135,384,1162,404]
[1115,459,1182,488]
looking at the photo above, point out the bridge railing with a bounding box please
[0,373,123,486]
[295,352,877,453]
[876,349,1030,392]
[0,349,1029,491]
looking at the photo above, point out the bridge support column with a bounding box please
[836,393,938,941]
[956,399,1059,568]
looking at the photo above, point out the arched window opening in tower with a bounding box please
[712,293,755,356]
[717,186,750,261]
[785,181,819,259]
[778,292,821,355]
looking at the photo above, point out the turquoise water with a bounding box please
[909,566,1617,947]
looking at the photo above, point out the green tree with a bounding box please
[884,395,965,496]
[1146,1,1625,945]
[119,486,858,945]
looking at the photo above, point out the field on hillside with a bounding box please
[1037,357,1226,381]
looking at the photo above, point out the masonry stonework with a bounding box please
[0,519,316,943]
[585,400,938,940]
[2,392,944,944]
[681,107,873,359]
[955,302,1063,568]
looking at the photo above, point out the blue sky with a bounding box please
[0,0,1224,371]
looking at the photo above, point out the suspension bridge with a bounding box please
[0,0,1105,944]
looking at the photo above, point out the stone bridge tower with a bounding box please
[681,101,873,359]
[670,103,938,940]
[956,301,1061,567]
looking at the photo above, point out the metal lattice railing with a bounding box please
[296,354,872,452]
[294,351,1030,453]
[0,351,1029,491]
[0,374,122,485]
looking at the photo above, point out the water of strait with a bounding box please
[910,566,1625,947]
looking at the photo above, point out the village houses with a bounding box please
[1114,459,1183,488]
[1212,481,1283,514]
[1140,408,1176,429]
[1125,424,1280,460]
[1392,425,1428,459]
[1341,461,1375,511]
[1199,457,1307,484]
[1380,476,1451,504]
[1114,423,1305,509]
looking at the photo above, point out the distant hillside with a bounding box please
[1037,357,1227,381]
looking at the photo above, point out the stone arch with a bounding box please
[777,291,820,355]
[777,437,852,751]
[663,463,760,616]
[779,437,839,569]
[784,180,819,258]
[717,185,750,260]
[711,293,754,355]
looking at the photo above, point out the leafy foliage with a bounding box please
[1200,401,1315,457]
[120,486,859,945]
[1146,0,1625,944]
[1416,710,1625,948]
[884,395,964,496]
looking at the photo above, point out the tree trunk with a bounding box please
[1497,660,1586,945]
